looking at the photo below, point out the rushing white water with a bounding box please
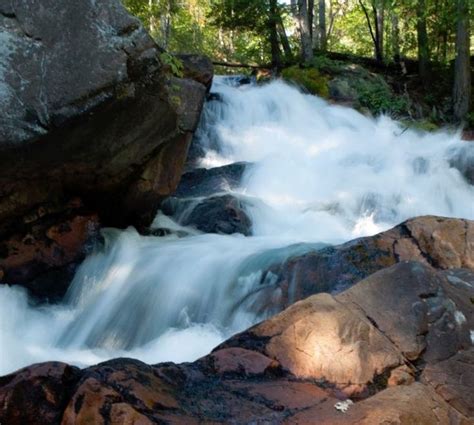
[1,77,473,375]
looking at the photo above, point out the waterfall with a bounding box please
[1,77,473,375]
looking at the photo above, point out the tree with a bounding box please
[276,11,293,61]
[416,0,429,80]
[452,0,471,121]
[318,0,327,51]
[358,0,385,62]
[297,0,314,62]
[210,0,291,66]
[269,0,282,67]
[390,7,400,62]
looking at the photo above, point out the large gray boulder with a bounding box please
[0,0,211,230]
[0,0,212,296]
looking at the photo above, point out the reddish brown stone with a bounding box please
[210,348,277,375]
[0,362,82,425]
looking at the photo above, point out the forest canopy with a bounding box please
[123,0,473,123]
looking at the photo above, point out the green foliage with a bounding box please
[282,66,329,98]
[467,112,474,128]
[310,55,347,74]
[356,81,410,116]
[159,52,184,77]
[208,0,268,33]
[400,119,440,132]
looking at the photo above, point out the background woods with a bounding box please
[124,0,472,124]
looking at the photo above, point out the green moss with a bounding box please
[400,119,440,132]
[160,52,184,78]
[310,55,347,74]
[353,77,410,117]
[282,66,329,98]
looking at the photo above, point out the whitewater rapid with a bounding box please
[1,77,473,375]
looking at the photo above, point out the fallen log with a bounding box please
[212,61,270,69]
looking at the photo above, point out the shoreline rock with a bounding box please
[244,215,474,315]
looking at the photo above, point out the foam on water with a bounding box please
[1,77,473,375]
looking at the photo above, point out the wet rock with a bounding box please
[177,54,214,91]
[162,194,252,236]
[0,199,100,301]
[173,162,250,198]
[448,144,474,184]
[0,362,82,425]
[158,162,252,235]
[253,216,474,311]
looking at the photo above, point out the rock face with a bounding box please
[0,199,100,301]
[0,0,212,296]
[1,261,473,424]
[0,362,81,425]
[249,215,474,313]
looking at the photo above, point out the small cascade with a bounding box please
[1,77,473,375]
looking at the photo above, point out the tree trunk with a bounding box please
[308,0,314,41]
[298,0,314,62]
[318,0,327,51]
[269,0,282,68]
[453,0,471,121]
[372,0,384,62]
[148,0,157,35]
[417,0,430,80]
[359,0,382,62]
[391,10,400,62]
[277,14,293,60]
[375,1,384,61]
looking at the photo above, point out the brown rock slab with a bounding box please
[223,292,403,397]
[0,362,82,425]
[337,261,473,362]
[422,348,474,419]
[0,202,100,301]
[210,348,277,375]
[248,216,474,318]
[289,383,474,425]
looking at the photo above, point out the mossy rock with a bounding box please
[282,66,329,98]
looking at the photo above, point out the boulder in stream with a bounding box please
[245,215,474,313]
[0,0,212,298]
